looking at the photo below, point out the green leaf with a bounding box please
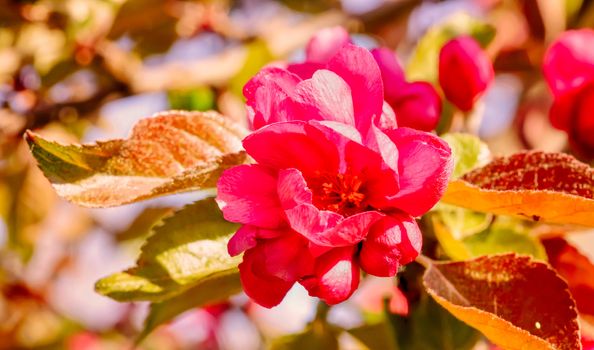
[269,320,339,350]
[406,12,495,83]
[229,40,274,97]
[26,111,247,207]
[95,198,241,302]
[347,317,399,350]
[390,295,480,350]
[463,227,547,260]
[168,87,216,111]
[441,133,490,178]
[138,270,241,342]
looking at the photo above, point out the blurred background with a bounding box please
[1,0,594,349]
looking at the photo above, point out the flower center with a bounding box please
[309,171,367,216]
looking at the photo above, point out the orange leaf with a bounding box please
[422,254,581,350]
[25,110,248,207]
[442,151,594,226]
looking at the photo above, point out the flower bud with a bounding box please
[439,36,494,111]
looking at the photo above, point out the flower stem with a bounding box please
[415,254,433,269]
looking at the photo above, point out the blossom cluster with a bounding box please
[217,27,454,307]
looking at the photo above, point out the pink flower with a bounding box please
[439,36,494,112]
[218,43,452,308]
[543,29,594,159]
[245,26,442,132]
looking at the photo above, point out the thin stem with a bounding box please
[415,254,433,269]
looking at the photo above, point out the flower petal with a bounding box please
[327,44,384,132]
[359,214,422,277]
[291,70,356,125]
[217,165,286,228]
[243,121,339,177]
[389,81,441,132]
[251,231,315,281]
[371,47,406,102]
[300,246,360,305]
[386,128,453,216]
[243,66,301,129]
[306,26,350,64]
[240,249,294,308]
[228,225,258,257]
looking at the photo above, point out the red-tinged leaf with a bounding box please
[25,111,248,207]
[442,151,594,227]
[421,254,581,350]
[543,237,594,318]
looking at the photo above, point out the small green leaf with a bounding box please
[406,13,495,83]
[168,87,216,111]
[95,198,241,302]
[441,133,490,178]
[463,227,547,260]
[269,320,339,350]
[138,269,241,342]
[229,40,274,97]
[347,318,399,350]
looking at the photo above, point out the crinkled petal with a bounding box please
[216,165,286,228]
[543,29,594,97]
[291,70,356,125]
[228,225,258,256]
[277,168,383,247]
[300,246,360,305]
[251,231,315,281]
[243,121,339,177]
[240,249,294,308]
[287,62,325,80]
[306,26,350,64]
[359,214,422,277]
[386,128,453,216]
[327,44,384,132]
[243,66,302,129]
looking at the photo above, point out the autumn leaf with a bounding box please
[442,151,594,227]
[25,111,248,207]
[543,238,594,319]
[95,198,241,302]
[421,254,581,350]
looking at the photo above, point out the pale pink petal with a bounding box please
[327,44,384,132]
[240,249,294,308]
[386,128,453,216]
[306,26,351,64]
[216,165,286,228]
[300,247,360,305]
[243,121,339,177]
[359,214,421,277]
[543,29,594,96]
[243,66,301,129]
[291,70,356,125]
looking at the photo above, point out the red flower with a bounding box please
[439,36,494,112]
[218,41,452,308]
[543,29,594,159]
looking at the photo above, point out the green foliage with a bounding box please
[229,40,274,97]
[347,317,399,350]
[269,320,339,350]
[406,12,495,83]
[441,133,490,178]
[138,270,241,342]
[390,295,480,350]
[168,87,216,111]
[95,198,241,302]
[463,227,547,260]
